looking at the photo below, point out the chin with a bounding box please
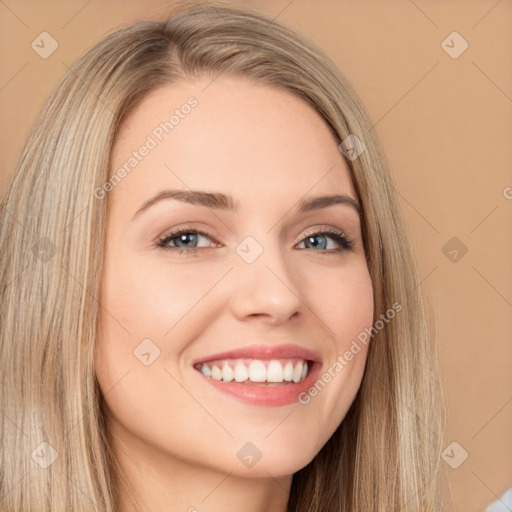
[225,454,315,480]
[213,436,320,479]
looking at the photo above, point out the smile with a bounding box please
[192,344,322,406]
[194,358,309,385]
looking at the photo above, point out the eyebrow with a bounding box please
[131,189,361,220]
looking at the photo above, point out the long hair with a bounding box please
[0,2,445,510]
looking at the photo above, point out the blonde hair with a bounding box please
[0,1,445,510]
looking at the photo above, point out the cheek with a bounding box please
[308,261,374,341]
[297,262,373,428]
[93,254,216,454]
[99,253,229,338]
[94,253,231,392]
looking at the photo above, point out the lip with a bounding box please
[192,344,322,407]
[192,343,322,366]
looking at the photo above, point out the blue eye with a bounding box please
[297,228,354,252]
[156,227,215,256]
[156,226,354,256]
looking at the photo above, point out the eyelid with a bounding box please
[157,224,217,242]
[298,225,347,242]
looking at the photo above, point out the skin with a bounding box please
[94,76,374,512]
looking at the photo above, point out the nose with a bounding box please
[229,239,304,326]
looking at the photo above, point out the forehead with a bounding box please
[109,77,356,214]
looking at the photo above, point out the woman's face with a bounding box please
[95,76,374,478]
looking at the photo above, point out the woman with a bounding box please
[0,2,445,510]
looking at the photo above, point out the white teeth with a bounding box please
[211,365,223,380]
[248,360,267,382]
[233,362,249,382]
[267,360,283,382]
[301,362,308,381]
[283,361,294,381]
[221,362,234,382]
[292,361,303,383]
[198,359,309,384]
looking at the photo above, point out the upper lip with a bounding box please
[192,344,322,365]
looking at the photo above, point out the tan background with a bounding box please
[1,1,511,509]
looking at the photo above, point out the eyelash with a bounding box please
[155,226,354,257]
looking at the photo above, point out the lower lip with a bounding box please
[196,362,321,407]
